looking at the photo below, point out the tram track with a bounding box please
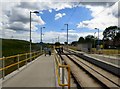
[59,50,120,89]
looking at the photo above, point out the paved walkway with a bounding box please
[88,54,120,66]
[2,55,56,87]
[68,48,120,66]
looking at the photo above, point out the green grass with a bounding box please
[92,48,120,55]
[68,46,77,51]
[1,38,41,57]
[0,38,46,78]
[68,46,120,55]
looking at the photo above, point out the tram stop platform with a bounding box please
[2,54,56,87]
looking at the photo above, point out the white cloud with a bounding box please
[0,2,74,44]
[42,31,103,43]
[39,12,43,14]
[1,1,74,36]
[55,13,66,20]
[77,1,118,31]
[17,2,74,11]
[43,31,78,43]
[85,5,105,17]
[0,1,75,43]
[1,2,46,32]
[52,2,73,11]
[68,29,75,32]
[49,9,52,13]
[1,1,118,43]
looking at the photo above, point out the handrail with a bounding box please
[54,50,70,89]
[0,51,40,60]
[0,53,40,71]
[0,51,42,79]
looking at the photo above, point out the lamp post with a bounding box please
[55,38,58,42]
[40,27,45,53]
[64,24,68,49]
[52,39,54,44]
[94,32,96,48]
[58,36,59,42]
[30,11,39,61]
[94,32,96,54]
[95,28,99,50]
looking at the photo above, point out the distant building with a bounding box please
[77,43,92,52]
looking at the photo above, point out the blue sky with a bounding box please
[1,1,118,43]
[35,6,97,43]
[37,6,92,33]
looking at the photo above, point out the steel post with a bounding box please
[2,57,5,79]
[17,54,20,70]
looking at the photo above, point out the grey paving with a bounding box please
[88,54,120,66]
[3,55,56,87]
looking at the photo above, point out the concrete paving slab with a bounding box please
[2,55,56,87]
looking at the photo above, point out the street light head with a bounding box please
[33,11,39,14]
[43,27,45,29]
[95,28,98,29]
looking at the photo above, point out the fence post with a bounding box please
[17,54,19,70]
[2,56,5,80]
[58,56,60,77]
[62,61,64,89]
[68,65,70,89]
[34,52,36,59]
[26,53,27,65]
[30,52,32,62]
[39,51,40,56]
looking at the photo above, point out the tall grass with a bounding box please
[1,38,41,57]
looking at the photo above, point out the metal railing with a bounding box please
[0,51,42,79]
[54,50,70,89]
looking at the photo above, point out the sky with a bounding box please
[0,0,119,43]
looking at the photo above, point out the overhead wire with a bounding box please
[60,0,119,30]
[87,0,119,21]
[58,1,119,43]
[60,2,80,30]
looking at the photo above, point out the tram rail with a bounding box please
[58,49,120,89]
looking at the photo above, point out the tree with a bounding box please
[85,35,94,43]
[78,37,84,43]
[64,42,68,45]
[103,26,120,40]
[71,41,78,46]
[103,26,120,47]
[84,35,95,47]
[114,32,120,47]
[115,32,120,39]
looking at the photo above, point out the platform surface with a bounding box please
[2,55,56,87]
